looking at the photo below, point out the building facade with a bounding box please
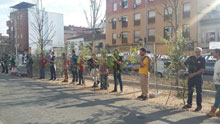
[146,0,198,55]
[64,25,90,44]
[197,0,220,53]
[7,2,64,54]
[106,0,146,52]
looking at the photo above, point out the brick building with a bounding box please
[106,0,146,52]
[7,2,34,54]
[147,0,198,54]
[0,33,10,57]
[64,25,91,44]
[7,2,64,54]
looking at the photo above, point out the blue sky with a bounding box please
[0,0,106,36]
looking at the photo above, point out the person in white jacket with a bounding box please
[207,49,220,117]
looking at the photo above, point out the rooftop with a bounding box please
[10,2,35,9]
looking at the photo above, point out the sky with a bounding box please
[0,0,106,36]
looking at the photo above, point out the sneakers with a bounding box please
[182,104,192,109]
[137,95,144,99]
[194,106,202,112]
[142,96,148,100]
[111,90,117,93]
[119,91,124,94]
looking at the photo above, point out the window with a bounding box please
[122,0,128,8]
[135,0,142,5]
[148,29,155,42]
[122,32,128,44]
[164,26,172,39]
[113,3,117,11]
[112,33,117,44]
[183,3,190,18]
[182,24,190,39]
[20,34,23,39]
[148,10,155,24]
[134,13,141,26]
[149,0,155,2]
[134,30,141,43]
[164,7,172,21]
[112,18,117,29]
[122,16,128,27]
[206,32,215,42]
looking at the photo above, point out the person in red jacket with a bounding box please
[40,56,46,79]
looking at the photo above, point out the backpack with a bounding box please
[142,56,154,73]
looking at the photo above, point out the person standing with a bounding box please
[88,54,99,87]
[49,52,56,80]
[26,54,33,78]
[4,54,9,74]
[71,50,78,83]
[1,56,5,73]
[111,49,123,93]
[62,53,68,82]
[182,47,205,112]
[207,49,220,117]
[40,56,46,79]
[133,48,150,100]
[99,52,108,90]
[78,57,85,85]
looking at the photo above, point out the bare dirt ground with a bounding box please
[35,75,216,114]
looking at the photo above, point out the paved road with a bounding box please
[0,74,219,124]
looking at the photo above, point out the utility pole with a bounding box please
[145,0,148,49]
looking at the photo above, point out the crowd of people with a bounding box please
[0,54,16,74]
[0,47,220,117]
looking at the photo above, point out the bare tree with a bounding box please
[155,0,184,43]
[153,0,189,105]
[84,0,104,52]
[30,0,55,56]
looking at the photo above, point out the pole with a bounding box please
[145,0,148,49]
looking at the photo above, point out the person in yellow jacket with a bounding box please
[133,48,150,100]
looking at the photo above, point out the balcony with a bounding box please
[183,11,190,18]
[164,15,172,21]
[122,38,128,44]
[148,36,155,42]
[148,18,155,24]
[6,21,11,27]
[134,20,141,26]
[182,32,190,39]
[112,23,116,29]
[7,29,10,34]
[112,39,116,44]
[122,22,128,28]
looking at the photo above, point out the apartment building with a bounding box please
[197,0,220,53]
[106,0,146,52]
[7,2,34,54]
[7,2,64,54]
[147,0,198,55]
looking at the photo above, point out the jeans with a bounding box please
[40,67,45,79]
[1,63,5,73]
[50,65,56,80]
[101,74,108,89]
[187,77,203,107]
[4,65,8,74]
[78,70,84,84]
[214,85,220,108]
[113,72,123,92]
[27,66,33,78]
[72,68,78,82]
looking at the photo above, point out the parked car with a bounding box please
[204,60,215,76]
